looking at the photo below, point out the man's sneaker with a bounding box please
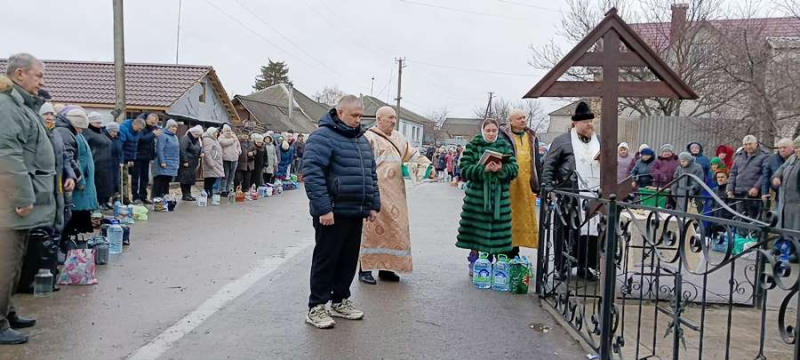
[305,305,335,329]
[330,299,364,320]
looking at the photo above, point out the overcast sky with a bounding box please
[0,0,580,118]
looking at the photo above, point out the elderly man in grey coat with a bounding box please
[772,136,800,231]
[727,135,770,220]
[0,53,57,345]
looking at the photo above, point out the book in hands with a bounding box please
[478,149,510,167]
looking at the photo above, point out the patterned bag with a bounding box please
[57,249,98,285]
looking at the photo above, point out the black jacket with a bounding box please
[136,125,158,161]
[302,109,380,218]
[541,132,578,190]
[83,125,115,201]
[178,134,202,185]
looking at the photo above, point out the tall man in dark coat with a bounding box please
[541,101,601,281]
[132,114,161,204]
[83,113,115,209]
[302,95,380,329]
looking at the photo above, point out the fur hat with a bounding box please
[678,152,694,162]
[39,102,55,116]
[281,141,290,151]
[205,127,218,136]
[639,144,650,152]
[572,101,594,121]
[251,133,264,143]
[105,122,120,132]
[660,144,675,154]
[88,112,104,125]
[61,106,89,129]
[188,125,204,135]
[223,124,232,132]
[165,119,178,129]
[641,148,655,158]
[618,142,629,150]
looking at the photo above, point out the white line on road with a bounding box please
[127,241,313,360]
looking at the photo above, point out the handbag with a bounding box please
[57,247,98,285]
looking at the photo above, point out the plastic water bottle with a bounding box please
[492,254,511,292]
[34,269,53,298]
[472,252,492,289]
[108,222,124,256]
[113,199,122,217]
[198,190,208,207]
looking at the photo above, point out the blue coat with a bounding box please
[277,146,295,177]
[763,153,786,195]
[119,119,141,162]
[72,134,98,211]
[302,109,381,218]
[156,129,180,177]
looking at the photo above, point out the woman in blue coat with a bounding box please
[153,120,181,198]
[277,139,295,180]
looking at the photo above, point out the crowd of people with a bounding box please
[0,53,307,344]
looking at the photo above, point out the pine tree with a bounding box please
[253,59,292,91]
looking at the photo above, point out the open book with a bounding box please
[478,149,510,166]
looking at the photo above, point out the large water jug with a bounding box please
[34,269,53,298]
[108,222,124,255]
[472,252,492,289]
[198,190,208,207]
[492,254,510,292]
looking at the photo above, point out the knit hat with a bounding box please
[639,144,650,152]
[105,122,120,132]
[88,112,104,125]
[205,127,218,136]
[618,142,629,150]
[188,125,204,135]
[251,133,264,143]
[678,152,694,162]
[281,141,290,151]
[39,102,55,116]
[572,101,594,121]
[165,119,178,129]
[223,124,232,132]
[641,148,655,158]
[710,157,725,168]
[61,106,89,129]
[660,144,674,153]
[794,135,800,148]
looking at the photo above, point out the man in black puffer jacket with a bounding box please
[302,95,380,329]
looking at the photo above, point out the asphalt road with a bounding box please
[3,182,585,360]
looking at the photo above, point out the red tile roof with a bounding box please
[630,17,800,51]
[0,60,212,108]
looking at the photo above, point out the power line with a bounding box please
[406,59,536,77]
[234,0,340,74]
[203,0,298,62]
[496,0,562,12]
[396,0,557,21]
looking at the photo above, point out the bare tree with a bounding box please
[471,97,548,132]
[425,108,449,145]
[313,85,345,107]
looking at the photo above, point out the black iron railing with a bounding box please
[536,174,800,360]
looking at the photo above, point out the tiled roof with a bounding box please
[630,17,800,51]
[0,59,211,107]
[236,84,324,133]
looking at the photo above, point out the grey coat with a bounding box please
[729,146,770,194]
[671,159,705,211]
[773,155,799,230]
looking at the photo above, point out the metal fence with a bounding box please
[536,175,800,360]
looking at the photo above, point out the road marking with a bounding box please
[127,241,313,360]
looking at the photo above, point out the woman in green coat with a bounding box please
[457,119,519,262]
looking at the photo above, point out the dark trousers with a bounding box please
[308,216,364,308]
[130,160,151,201]
[235,170,252,191]
[203,178,217,196]
[554,227,599,272]
[152,175,171,198]
[180,184,193,198]
[0,230,28,330]
[734,192,762,220]
[263,173,273,185]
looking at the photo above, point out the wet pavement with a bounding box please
[3,182,585,360]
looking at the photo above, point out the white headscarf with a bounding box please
[481,118,500,143]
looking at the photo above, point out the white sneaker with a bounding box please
[329,299,364,320]
[305,305,335,329]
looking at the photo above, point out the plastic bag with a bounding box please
[131,205,149,220]
[509,259,532,294]
[57,249,98,285]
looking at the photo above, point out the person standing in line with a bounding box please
[262,135,277,185]
[303,95,379,329]
[83,112,115,209]
[252,133,267,188]
[57,106,97,240]
[727,135,770,220]
[651,144,679,189]
[132,114,161,204]
[235,131,255,192]
[445,148,456,182]
[0,54,56,345]
[630,147,656,189]
[219,124,240,196]
[672,152,705,212]
[277,138,295,180]
[715,144,735,171]
[153,120,180,199]
[201,127,224,197]
[119,117,145,204]
[763,138,794,207]
[498,109,540,260]
[617,142,632,182]
[686,142,711,176]
[771,136,800,230]
[358,106,432,284]
[178,125,204,201]
[104,122,123,201]
[293,134,305,180]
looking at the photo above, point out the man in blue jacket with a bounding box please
[302,95,380,329]
[132,114,161,204]
[119,117,145,204]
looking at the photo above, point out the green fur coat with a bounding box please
[456,134,518,254]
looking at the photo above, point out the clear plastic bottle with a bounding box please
[492,254,510,292]
[198,190,208,207]
[34,269,53,298]
[472,252,492,289]
[108,222,124,256]
[113,199,122,217]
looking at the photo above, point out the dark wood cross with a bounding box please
[524,8,698,199]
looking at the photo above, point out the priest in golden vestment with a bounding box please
[499,109,541,258]
[359,106,433,284]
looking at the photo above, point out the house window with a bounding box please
[199,82,207,103]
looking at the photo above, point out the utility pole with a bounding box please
[175,0,182,64]
[287,83,294,122]
[483,91,495,119]
[113,0,126,123]
[395,58,406,126]
[370,76,375,96]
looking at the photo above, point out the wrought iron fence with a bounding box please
[536,174,800,360]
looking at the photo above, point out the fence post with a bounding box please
[600,195,619,360]
[536,188,549,296]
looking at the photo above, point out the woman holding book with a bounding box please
[456,118,519,276]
